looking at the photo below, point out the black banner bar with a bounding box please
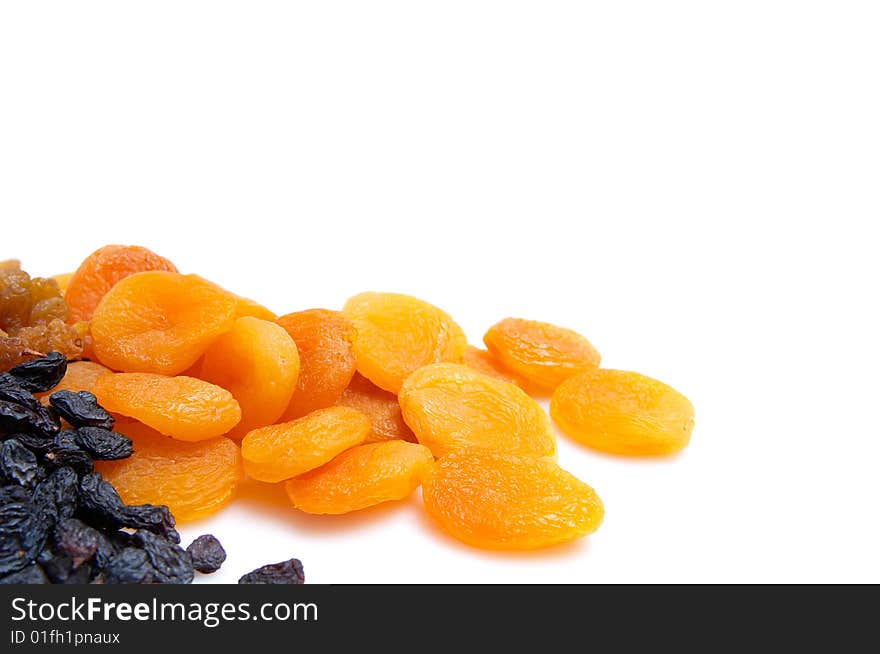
[1,585,875,649]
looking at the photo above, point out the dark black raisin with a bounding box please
[0,485,49,574]
[238,558,305,585]
[0,563,49,584]
[123,504,179,543]
[101,547,154,585]
[73,426,132,460]
[10,432,54,456]
[92,529,121,571]
[32,466,78,526]
[186,534,226,573]
[44,431,93,476]
[0,438,42,488]
[0,400,60,439]
[132,530,193,584]
[49,391,115,430]
[7,352,67,393]
[38,547,75,583]
[0,373,43,410]
[52,518,100,567]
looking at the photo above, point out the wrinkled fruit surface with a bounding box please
[422,449,603,550]
[550,369,694,456]
[285,441,434,514]
[90,271,237,375]
[334,373,415,443]
[238,558,304,584]
[399,363,556,459]
[96,421,242,522]
[484,317,601,391]
[200,316,299,439]
[342,292,467,394]
[241,406,369,483]
[276,309,357,420]
[93,373,241,441]
[64,245,178,323]
[461,345,524,387]
[37,361,113,404]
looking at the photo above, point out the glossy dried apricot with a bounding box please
[484,317,601,391]
[342,292,467,394]
[461,345,524,387]
[334,373,416,443]
[276,309,357,420]
[65,245,178,323]
[234,296,277,321]
[96,421,243,522]
[90,271,237,375]
[200,317,300,439]
[93,372,241,441]
[422,449,603,550]
[550,369,694,456]
[241,406,370,483]
[284,441,434,514]
[399,363,556,458]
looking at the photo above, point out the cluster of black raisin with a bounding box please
[0,353,227,584]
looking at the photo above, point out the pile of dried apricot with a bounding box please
[5,244,694,555]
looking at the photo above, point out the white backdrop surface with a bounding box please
[1,2,878,583]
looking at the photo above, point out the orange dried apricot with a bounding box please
[93,372,241,441]
[241,406,370,483]
[276,309,357,420]
[90,271,237,375]
[284,441,434,514]
[461,345,524,387]
[422,448,603,550]
[234,296,277,321]
[550,369,694,456]
[483,317,601,391]
[399,363,556,458]
[37,360,112,403]
[342,292,467,394]
[96,421,242,522]
[200,316,300,439]
[334,373,416,443]
[65,245,178,323]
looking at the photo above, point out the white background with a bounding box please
[2,2,878,583]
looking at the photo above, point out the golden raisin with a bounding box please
[96,421,243,522]
[199,316,300,439]
[90,271,237,375]
[64,244,178,323]
[422,448,604,550]
[484,317,601,391]
[93,372,242,441]
[241,406,370,483]
[284,441,434,514]
[276,309,357,420]
[334,373,416,443]
[342,292,467,394]
[399,363,556,458]
[550,369,694,456]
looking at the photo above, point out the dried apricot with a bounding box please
[96,421,243,522]
[36,360,112,403]
[90,271,237,375]
[550,369,694,456]
[342,292,467,394]
[200,317,300,439]
[276,309,357,420]
[234,296,276,321]
[284,441,434,514]
[461,345,524,387]
[241,406,369,483]
[93,372,241,441]
[484,317,600,391]
[399,363,556,458]
[334,373,416,443]
[422,449,603,550]
[65,245,178,323]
